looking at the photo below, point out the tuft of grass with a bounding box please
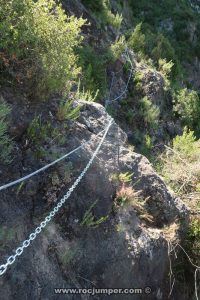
[110,172,133,184]
[57,100,80,122]
[81,200,109,228]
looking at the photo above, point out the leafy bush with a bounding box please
[78,45,107,97]
[0,0,85,98]
[187,217,200,265]
[108,12,123,32]
[134,70,145,90]
[0,100,13,163]
[139,96,160,127]
[140,134,154,158]
[159,128,200,194]
[108,36,126,62]
[173,88,200,131]
[83,0,122,31]
[158,59,174,80]
[151,34,175,62]
[128,22,146,54]
[173,128,200,161]
[27,116,51,157]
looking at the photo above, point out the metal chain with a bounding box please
[0,127,107,192]
[0,117,113,277]
[0,45,133,277]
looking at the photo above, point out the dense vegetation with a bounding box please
[0,0,199,294]
[0,0,85,98]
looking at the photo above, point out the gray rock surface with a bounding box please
[0,100,188,300]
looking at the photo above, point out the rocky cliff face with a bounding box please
[1,0,198,299]
[0,98,188,300]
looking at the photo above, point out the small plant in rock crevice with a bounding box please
[56,99,80,122]
[80,200,109,228]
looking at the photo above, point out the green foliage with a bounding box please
[108,36,126,62]
[126,110,135,125]
[172,128,200,161]
[139,96,160,127]
[151,33,175,63]
[83,0,122,31]
[27,116,51,157]
[110,12,123,32]
[80,200,108,228]
[57,100,80,122]
[187,217,200,265]
[134,70,144,90]
[158,59,174,80]
[159,128,200,194]
[27,115,70,158]
[111,172,133,184]
[189,218,200,239]
[78,45,107,97]
[173,88,200,131]
[75,81,99,102]
[128,0,200,81]
[140,134,154,158]
[0,0,85,98]
[128,22,145,54]
[0,100,13,163]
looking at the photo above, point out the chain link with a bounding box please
[0,117,113,277]
[0,46,133,277]
[0,127,107,192]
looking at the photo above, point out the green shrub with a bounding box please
[134,70,145,90]
[151,34,175,62]
[75,81,99,102]
[173,88,200,131]
[108,12,123,31]
[140,134,154,157]
[0,0,85,98]
[187,217,200,265]
[27,116,51,157]
[57,100,80,122]
[83,0,122,31]
[108,36,126,62]
[139,96,160,127]
[78,45,107,97]
[128,22,146,54]
[0,100,13,163]
[172,128,200,161]
[158,59,174,80]
[159,128,200,194]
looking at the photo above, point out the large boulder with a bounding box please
[0,100,188,300]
